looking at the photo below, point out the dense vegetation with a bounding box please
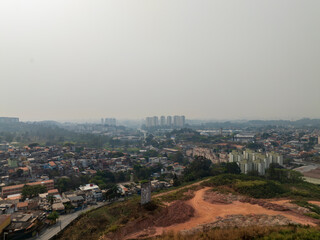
[202,173,320,200]
[182,157,241,183]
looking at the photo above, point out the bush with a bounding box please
[202,174,287,198]
[234,180,286,198]
[202,174,262,187]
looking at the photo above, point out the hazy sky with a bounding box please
[1,0,320,122]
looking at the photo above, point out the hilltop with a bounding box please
[53,174,320,240]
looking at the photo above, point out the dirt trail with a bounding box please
[153,179,206,198]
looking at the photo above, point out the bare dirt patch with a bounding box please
[161,187,314,234]
[108,187,320,239]
[154,200,194,227]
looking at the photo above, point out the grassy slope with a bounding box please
[52,196,162,240]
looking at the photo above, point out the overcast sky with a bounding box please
[0,0,319,122]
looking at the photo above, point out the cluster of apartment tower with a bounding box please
[101,118,116,126]
[229,150,283,175]
[145,115,185,128]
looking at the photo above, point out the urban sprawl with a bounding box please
[0,116,320,239]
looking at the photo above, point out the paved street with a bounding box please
[33,203,105,240]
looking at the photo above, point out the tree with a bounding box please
[16,169,24,178]
[47,211,59,224]
[166,166,173,171]
[47,195,56,210]
[246,142,264,151]
[169,152,187,165]
[105,184,121,201]
[28,142,39,148]
[266,163,303,183]
[225,162,241,174]
[22,185,46,200]
[173,174,181,187]
[183,156,212,181]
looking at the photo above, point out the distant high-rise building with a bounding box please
[167,116,172,126]
[153,116,159,126]
[145,116,158,127]
[145,115,185,128]
[101,118,104,125]
[104,118,116,126]
[173,116,178,126]
[146,117,153,128]
[173,115,185,128]
[181,115,185,127]
[160,116,166,126]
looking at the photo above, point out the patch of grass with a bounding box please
[291,200,320,219]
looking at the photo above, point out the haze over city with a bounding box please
[3,1,320,239]
[1,0,320,122]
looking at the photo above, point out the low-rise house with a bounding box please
[0,202,16,214]
[17,202,28,211]
[4,211,46,240]
[68,196,84,209]
[52,202,65,214]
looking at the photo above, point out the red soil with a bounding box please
[162,188,317,233]
[113,187,319,239]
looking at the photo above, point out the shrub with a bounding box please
[234,180,286,198]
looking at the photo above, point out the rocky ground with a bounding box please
[181,214,295,235]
